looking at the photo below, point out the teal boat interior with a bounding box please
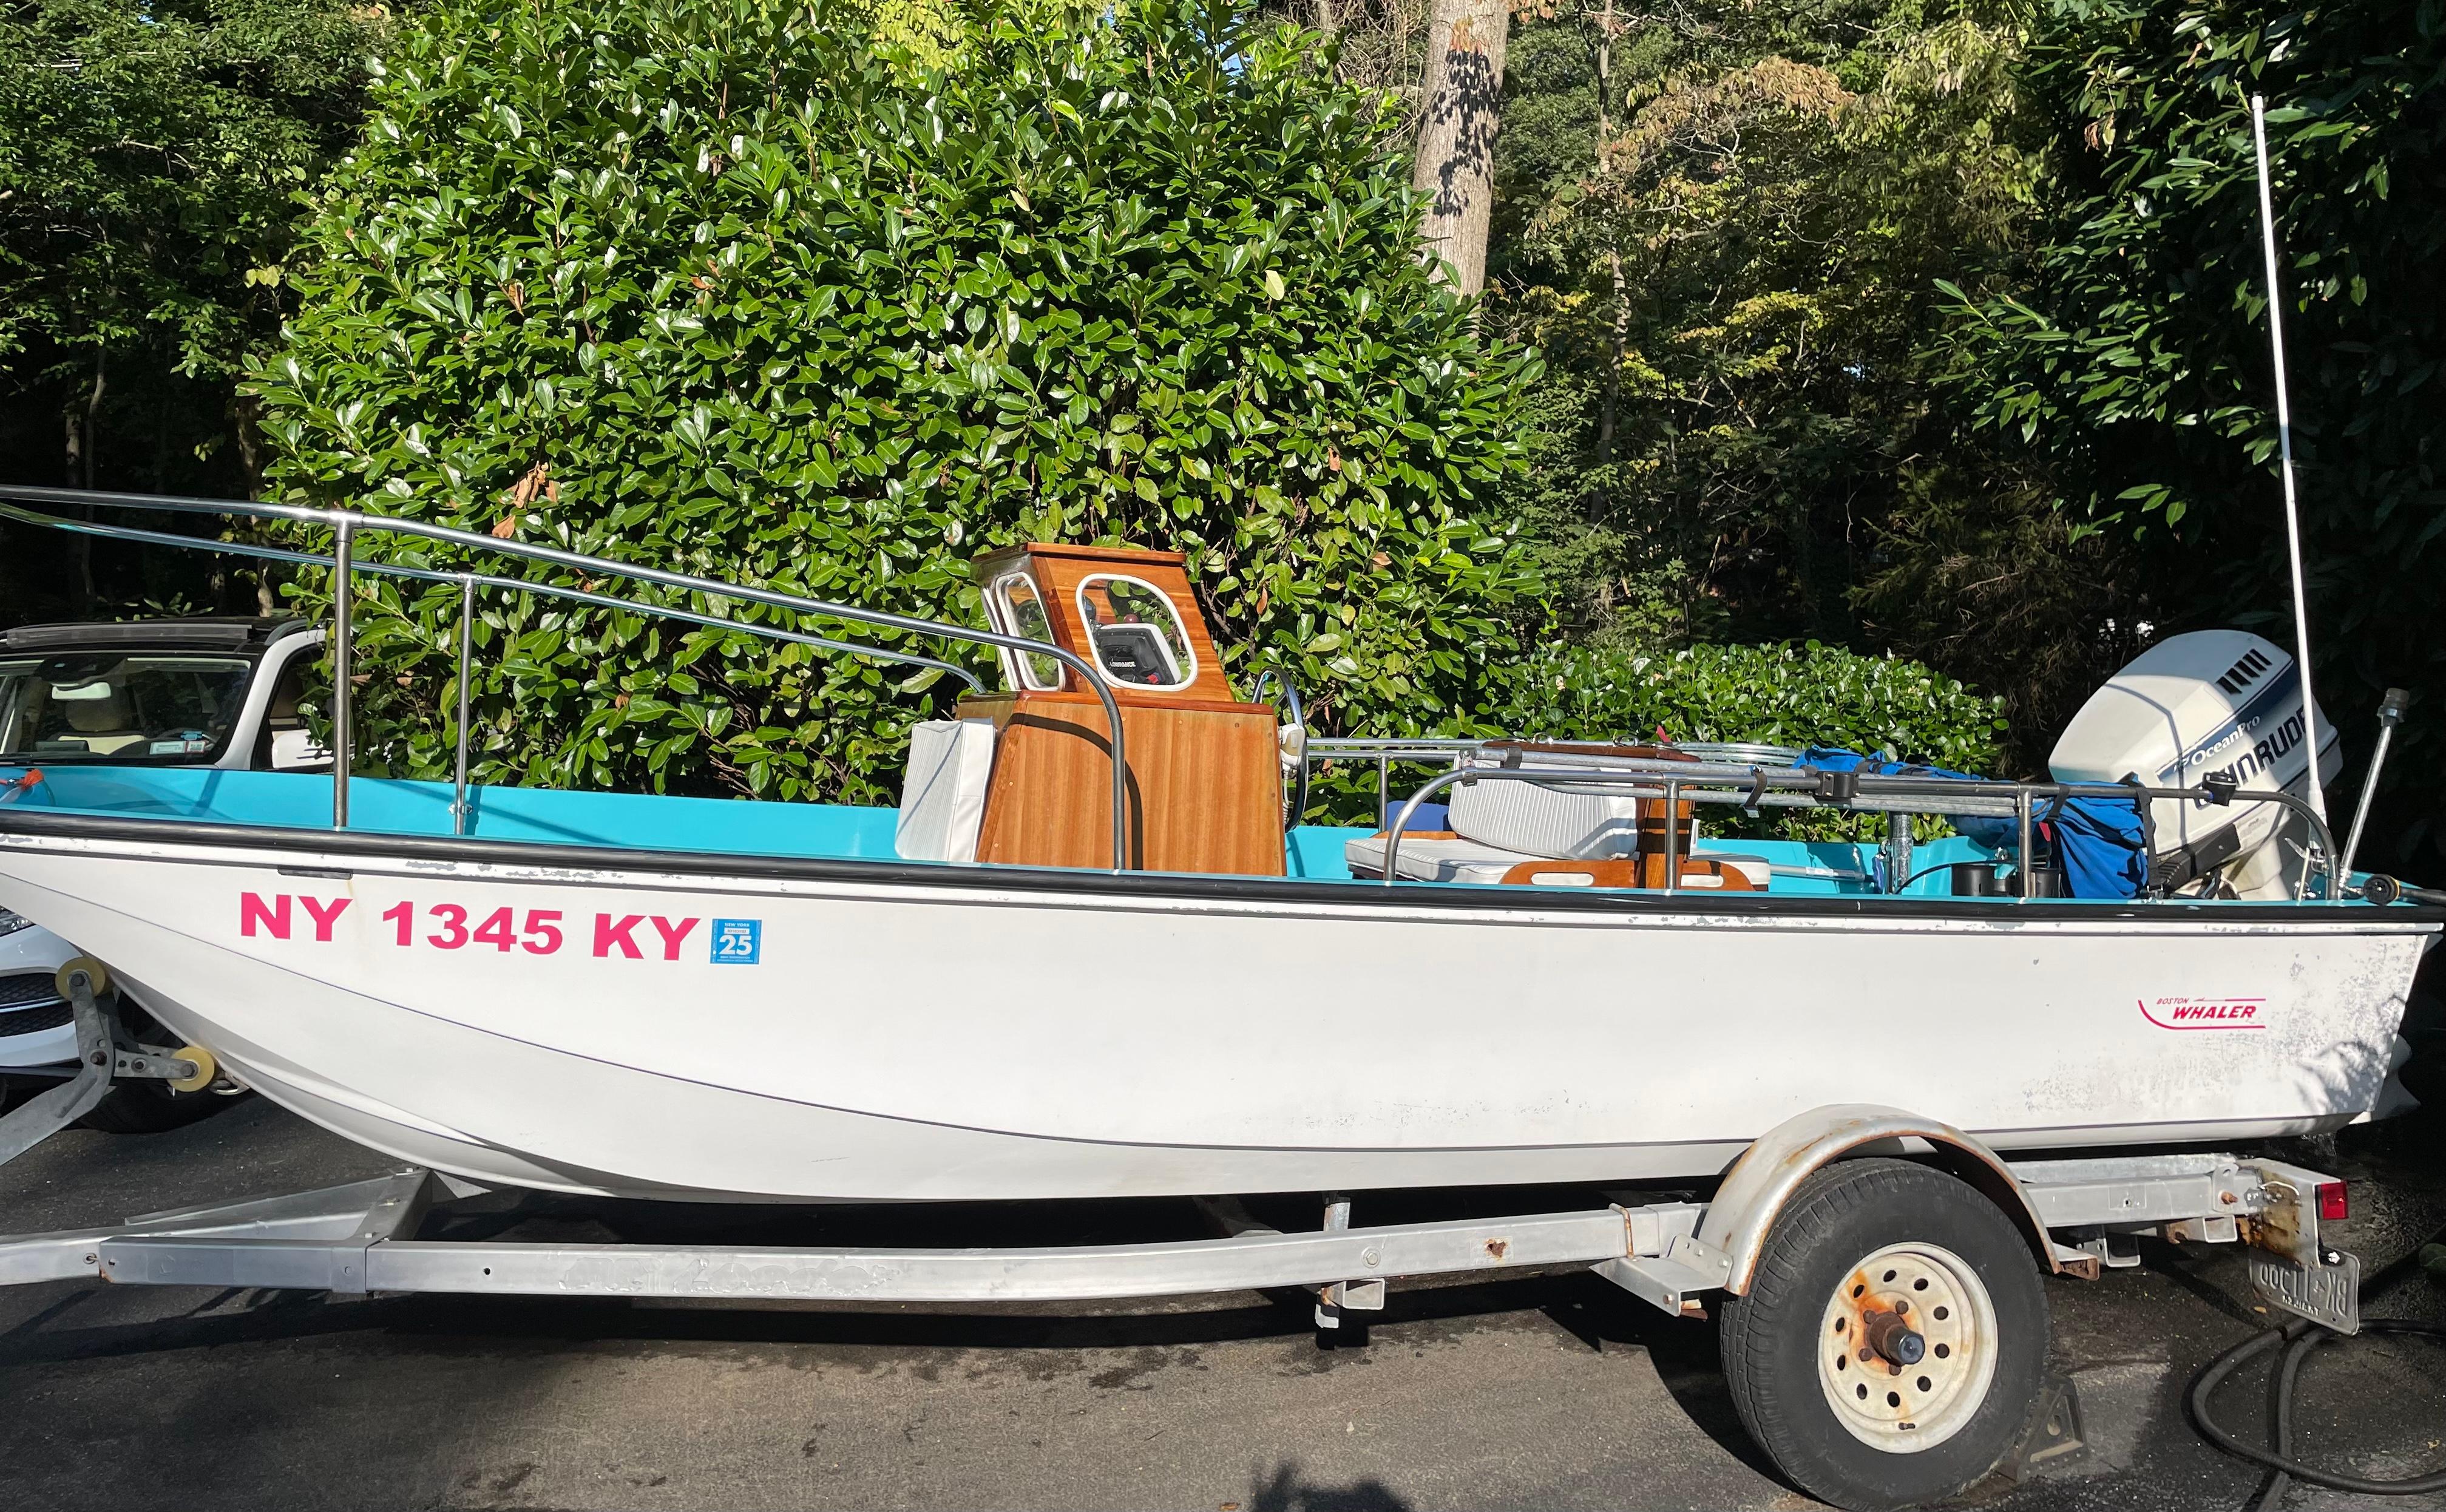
[0,486,2418,911]
[0,761,2347,903]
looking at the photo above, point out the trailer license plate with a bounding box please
[2249,1252,2360,1335]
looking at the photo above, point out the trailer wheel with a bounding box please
[1718,1158,2047,1511]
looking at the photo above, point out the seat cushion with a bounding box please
[1446,753,1646,859]
[1343,833,1545,883]
[896,718,997,863]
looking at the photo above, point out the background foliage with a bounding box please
[1509,641,2006,773]
[0,0,387,618]
[1479,0,2108,736]
[9,0,2440,878]
[1938,0,2445,859]
[255,0,1543,802]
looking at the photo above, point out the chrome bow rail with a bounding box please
[0,486,1133,871]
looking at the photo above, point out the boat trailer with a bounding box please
[0,1143,2359,1335]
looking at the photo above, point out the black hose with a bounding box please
[2186,1315,2446,1499]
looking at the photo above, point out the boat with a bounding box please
[0,487,2434,1207]
[1,487,2433,1512]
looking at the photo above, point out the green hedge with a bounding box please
[255,0,1542,802]
[1309,640,2007,832]
[1508,642,2008,772]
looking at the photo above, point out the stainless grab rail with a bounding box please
[0,485,1134,872]
[1301,735,1476,824]
[330,517,354,827]
[451,574,476,836]
[0,500,992,841]
[0,501,989,695]
[1372,760,2340,898]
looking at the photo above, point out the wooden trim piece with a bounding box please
[1012,541,1188,566]
[1497,857,1757,891]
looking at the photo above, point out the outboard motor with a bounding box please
[2050,630,2340,900]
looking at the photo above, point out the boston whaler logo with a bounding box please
[2139,997,2267,1031]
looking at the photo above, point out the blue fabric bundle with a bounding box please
[1797,747,2149,900]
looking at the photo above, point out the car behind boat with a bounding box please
[0,615,327,1129]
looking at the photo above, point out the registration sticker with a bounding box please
[710,918,762,965]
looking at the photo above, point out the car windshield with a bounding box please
[0,653,255,764]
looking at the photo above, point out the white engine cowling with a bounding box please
[2050,629,2340,899]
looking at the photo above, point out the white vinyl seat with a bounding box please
[1445,752,1645,859]
[1347,751,1646,884]
[1342,833,1545,883]
[1346,750,1780,892]
[896,717,997,863]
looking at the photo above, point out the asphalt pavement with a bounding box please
[0,1097,2440,1512]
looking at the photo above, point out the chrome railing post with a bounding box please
[2016,788,2033,900]
[450,572,476,838]
[1662,779,1681,896]
[2340,691,2408,886]
[1082,669,1130,873]
[330,516,355,830]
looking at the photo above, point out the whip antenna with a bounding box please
[2251,93,2328,827]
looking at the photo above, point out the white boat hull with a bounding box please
[0,827,2433,1202]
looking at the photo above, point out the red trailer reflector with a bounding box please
[2316,1181,2349,1221]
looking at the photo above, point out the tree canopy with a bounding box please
[0,0,386,614]
[1939,0,2445,856]
[11,0,2436,871]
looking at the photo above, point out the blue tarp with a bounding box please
[1798,747,2148,900]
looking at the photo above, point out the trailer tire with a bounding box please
[1718,1158,2047,1511]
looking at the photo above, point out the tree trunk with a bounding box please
[1411,0,1510,297]
[1593,0,1622,470]
[80,355,103,491]
[231,392,279,614]
[1597,251,1628,469]
[65,353,104,612]
[231,392,268,500]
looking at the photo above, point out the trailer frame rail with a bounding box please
[0,1148,2359,1333]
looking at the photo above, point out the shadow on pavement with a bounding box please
[1247,1460,1415,1511]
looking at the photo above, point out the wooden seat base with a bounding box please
[1497,856,1757,891]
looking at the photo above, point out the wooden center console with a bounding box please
[963,543,1285,875]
